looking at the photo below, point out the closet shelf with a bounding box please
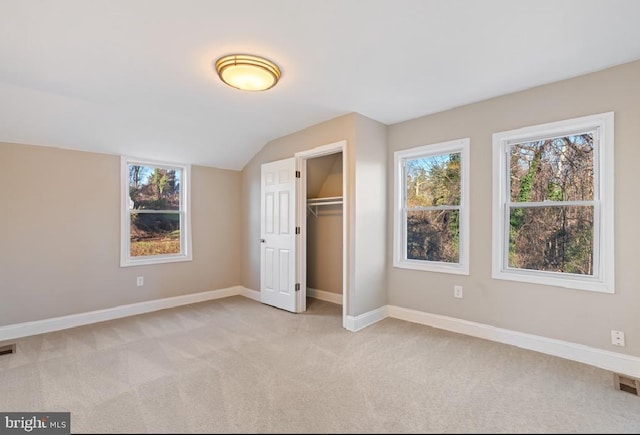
[307,196,343,217]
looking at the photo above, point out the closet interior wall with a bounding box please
[306,153,343,297]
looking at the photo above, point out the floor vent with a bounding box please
[614,373,639,396]
[0,343,16,356]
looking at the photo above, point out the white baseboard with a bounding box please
[240,287,345,306]
[240,286,261,302]
[345,305,389,332]
[307,288,343,305]
[387,305,640,379]
[0,286,244,342]
[6,286,633,379]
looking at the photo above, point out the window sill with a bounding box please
[120,254,192,268]
[492,268,613,294]
[394,260,469,275]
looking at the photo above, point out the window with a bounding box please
[492,113,614,293]
[393,138,470,274]
[120,157,192,266]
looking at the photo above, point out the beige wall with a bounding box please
[387,60,640,356]
[241,113,388,316]
[317,154,343,198]
[0,142,241,326]
[306,211,342,294]
[353,114,388,314]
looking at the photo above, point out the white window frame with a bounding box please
[120,156,192,267]
[492,112,614,293]
[393,138,470,275]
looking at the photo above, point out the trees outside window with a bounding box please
[394,138,470,275]
[121,157,192,267]
[492,113,614,293]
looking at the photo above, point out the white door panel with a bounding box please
[265,192,274,234]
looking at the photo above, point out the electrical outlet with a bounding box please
[454,285,463,299]
[611,330,625,346]
[136,276,144,287]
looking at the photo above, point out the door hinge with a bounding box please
[295,226,300,234]
[295,170,301,178]
[295,283,300,292]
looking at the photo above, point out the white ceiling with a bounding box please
[1,0,639,170]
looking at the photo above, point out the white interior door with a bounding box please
[260,157,299,312]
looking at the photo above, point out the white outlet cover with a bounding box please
[611,330,625,346]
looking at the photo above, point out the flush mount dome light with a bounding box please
[214,54,281,91]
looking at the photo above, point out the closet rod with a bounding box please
[307,196,343,217]
[307,196,343,205]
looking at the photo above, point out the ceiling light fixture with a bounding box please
[214,54,281,91]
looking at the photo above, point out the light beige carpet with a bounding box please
[0,296,638,433]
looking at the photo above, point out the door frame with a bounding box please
[295,140,348,326]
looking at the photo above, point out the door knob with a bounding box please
[259,239,265,243]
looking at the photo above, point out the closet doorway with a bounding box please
[295,141,347,323]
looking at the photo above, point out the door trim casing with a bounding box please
[295,140,348,327]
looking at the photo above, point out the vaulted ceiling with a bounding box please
[1,0,639,169]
